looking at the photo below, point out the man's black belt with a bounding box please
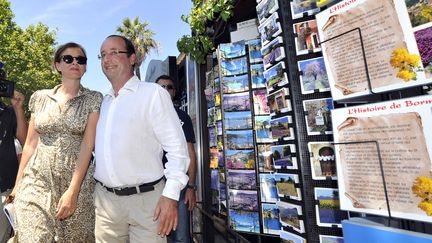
[95,177,163,196]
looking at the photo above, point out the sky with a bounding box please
[9,0,192,92]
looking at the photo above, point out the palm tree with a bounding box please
[116,17,159,79]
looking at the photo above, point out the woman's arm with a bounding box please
[9,115,39,201]
[56,111,99,220]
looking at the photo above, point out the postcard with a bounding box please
[223,92,251,112]
[261,203,281,235]
[227,170,257,190]
[271,144,298,169]
[226,150,255,169]
[260,174,278,203]
[319,235,344,243]
[256,0,279,23]
[308,142,337,180]
[258,12,283,46]
[280,231,306,243]
[222,74,249,94]
[208,126,217,147]
[264,61,289,92]
[211,169,219,190]
[207,107,216,126]
[267,88,291,115]
[219,42,246,59]
[298,57,330,94]
[262,37,285,69]
[251,64,266,89]
[277,201,305,233]
[210,147,219,169]
[270,115,295,140]
[274,173,301,201]
[293,19,321,55]
[253,89,271,115]
[315,188,348,227]
[225,130,254,150]
[257,144,274,172]
[255,115,273,143]
[224,111,252,130]
[214,77,221,93]
[291,0,319,19]
[229,189,259,212]
[220,56,248,76]
[332,95,432,222]
[303,98,334,135]
[246,38,263,64]
[219,182,226,201]
[229,209,260,233]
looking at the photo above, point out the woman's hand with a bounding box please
[56,188,78,220]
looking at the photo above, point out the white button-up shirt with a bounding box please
[94,76,190,200]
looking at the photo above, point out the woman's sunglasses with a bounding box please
[61,55,87,65]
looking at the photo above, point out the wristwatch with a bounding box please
[186,184,197,190]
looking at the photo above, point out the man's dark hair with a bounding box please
[106,35,136,56]
[155,75,174,84]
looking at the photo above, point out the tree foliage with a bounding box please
[116,17,159,79]
[0,0,58,116]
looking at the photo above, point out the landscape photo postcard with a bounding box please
[229,209,260,233]
[267,87,291,115]
[218,149,225,168]
[290,0,319,19]
[308,142,337,180]
[217,135,224,151]
[226,149,256,169]
[271,144,298,169]
[229,189,259,212]
[211,169,219,190]
[332,95,432,222]
[264,61,289,91]
[219,182,227,201]
[219,168,226,183]
[222,74,249,94]
[207,107,216,126]
[259,173,278,203]
[280,231,306,243]
[219,42,246,59]
[216,107,222,121]
[256,0,279,24]
[303,98,334,135]
[223,92,251,112]
[255,115,273,143]
[258,12,283,46]
[262,37,285,69]
[315,188,348,227]
[213,77,221,93]
[319,235,344,243]
[225,130,254,150]
[216,120,223,135]
[224,111,252,130]
[270,115,295,140]
[246,38,263,64]
[316,0,432,101]
[257,144,274,172]
[227,169,257,190]
[261,203,282,235]
[274,173,301,201]
[294,19,321,55]
[205,88,215,108]
[298,57,330,94]
[220,56,248,76]
[277,201,305,233]
[253,89,271,115]
[208,126,217,147]
[251,63,266,89]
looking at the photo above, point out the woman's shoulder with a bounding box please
[81,87,103,100]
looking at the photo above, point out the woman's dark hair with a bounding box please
[53,42,87,74]
[106,35,136,56]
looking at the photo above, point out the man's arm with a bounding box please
[11,91,27,145]
[184,142,197,211]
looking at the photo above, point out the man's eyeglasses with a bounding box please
[98,50,129,60]
[61,55,87,65]
[160,84,174,90]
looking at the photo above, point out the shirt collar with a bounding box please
[106,75,140,97]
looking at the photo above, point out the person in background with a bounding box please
[156,75,197,243]
[10,42,102,242]
[94,35,189,243]
[0,90,27,243]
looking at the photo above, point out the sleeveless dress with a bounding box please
[14,85,102,243]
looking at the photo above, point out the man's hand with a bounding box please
[153,196,178,237]
[11,91,24,109]
[185,188,196,211]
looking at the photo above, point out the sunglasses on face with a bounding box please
[160,84,174,90]
[61,55,87,65]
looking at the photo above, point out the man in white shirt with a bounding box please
[94,35,190,243]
